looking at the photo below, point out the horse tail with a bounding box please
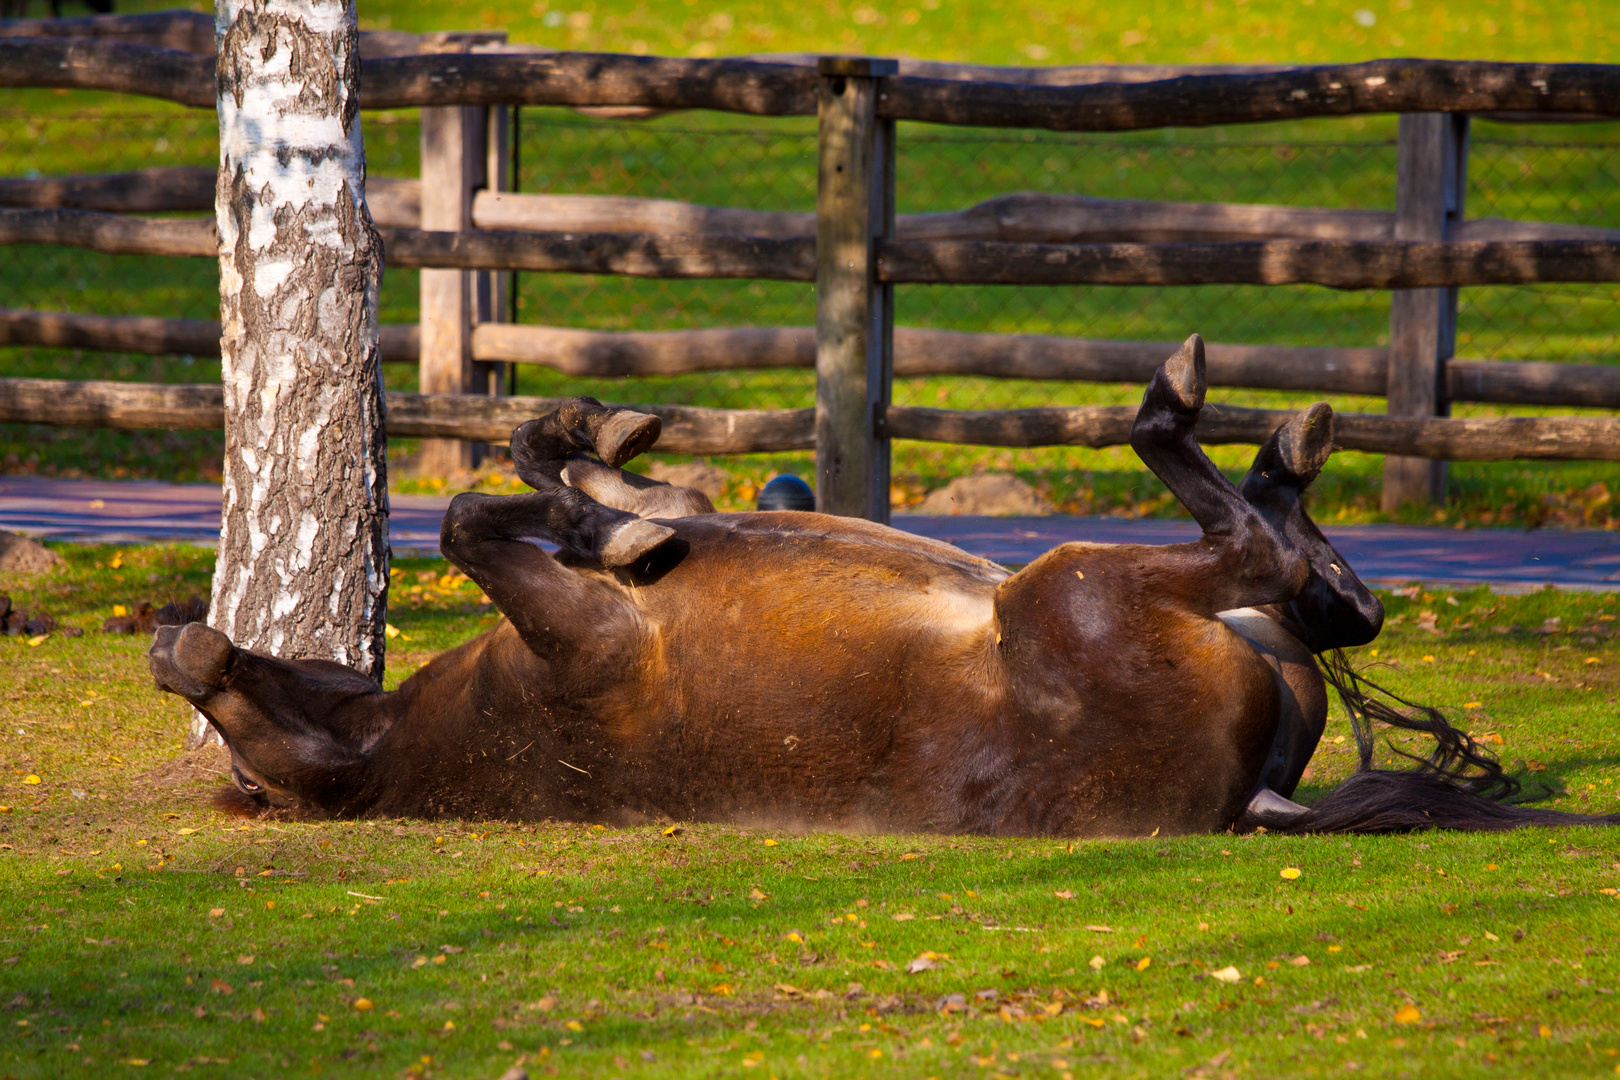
[1274,649,1619,835]
[1276,768,1620,834]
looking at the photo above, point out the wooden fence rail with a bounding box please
[10,181,1617,246]
[6,309,1616,410]
[9,208,1620,291]
[2,376,1615,461]
[5,39,1620,123]
[3,21,1618,517]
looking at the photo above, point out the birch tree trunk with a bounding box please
[197,0,388,747]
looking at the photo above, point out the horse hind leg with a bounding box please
[504,399,675,567]
[561,457,716,520]
[510,396,663,488]
[1241,406,1385,651]
[1128,335,1308,613]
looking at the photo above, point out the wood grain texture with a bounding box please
[0,308,417,361]
[6,42,1617,124]
[357,51,819,113]
[0,207,215,256]
[878,59,1620,131]
[877,238,1620,288]
[11,311,1610,411]
[886,403,1620,460]
[3,377,1612,460]
[0,38,215,106]
[0,10,440,57]
[469,189,1618,245]
[378,226,817,279]
[0,167,420,225]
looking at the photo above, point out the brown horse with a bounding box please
[148,337,1617,835]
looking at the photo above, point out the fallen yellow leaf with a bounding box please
[353,998,374,1011]
[1280,867,1301,880]
[565,1020,583,1032]
[25,635,46,647]
[762,839,778,847]
[22,775,40,785]
[1211,966,1241,984]
[749,888,769,901]
[1463,701,1482,709]
[1135,956,1152,971]
[661,825,682,836]
[112,604,128,617]
[177,828,196,835]
[1393,1004,1422,1025]
[384,623,400,639]
[1088,956,1105,971]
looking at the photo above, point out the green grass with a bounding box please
[1,546,1618,1078]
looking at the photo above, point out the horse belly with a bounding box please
[625,556,1003,827]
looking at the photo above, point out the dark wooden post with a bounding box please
[1383,112,1468,512]
[417,33,504,477]
[815,56,896,522]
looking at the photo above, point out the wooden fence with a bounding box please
[2,11,1619,520]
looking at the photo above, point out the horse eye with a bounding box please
[241,778,261,792]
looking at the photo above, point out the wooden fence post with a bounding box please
[815,56,896,522]
[417,33,505,477]
[1383,111,1469,511]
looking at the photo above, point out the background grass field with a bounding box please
[2,0,1618,525]
[1,547,1618,1078]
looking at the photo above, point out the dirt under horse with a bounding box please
[148,337,1618,835]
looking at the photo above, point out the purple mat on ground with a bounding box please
[2,475,1617,590]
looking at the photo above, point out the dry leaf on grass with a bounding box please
[906,952,945,973]
[1211,966,1241,983]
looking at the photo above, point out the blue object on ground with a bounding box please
[756,474,816,512]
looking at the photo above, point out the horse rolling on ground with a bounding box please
[149,336,1618,836]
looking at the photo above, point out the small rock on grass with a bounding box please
[103,596,208,635]
[0,530,63,574]
[915,474,1054,517]
[0,595,80,638]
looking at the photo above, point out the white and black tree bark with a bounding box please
[198,0,388,746]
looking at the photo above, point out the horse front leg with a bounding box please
[1127,335,1309,613]
[502,398,676,567]
[439,490,652,672]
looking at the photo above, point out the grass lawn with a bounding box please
[1,545,1618,1079]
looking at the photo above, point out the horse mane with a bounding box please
[1316,648,1527,803]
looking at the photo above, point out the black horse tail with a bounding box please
[1276,769,1620,834]
[1274,650,1620,835]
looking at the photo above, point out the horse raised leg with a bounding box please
[500,398,679,567]
[1126,335,1309,613]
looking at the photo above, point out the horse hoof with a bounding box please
[1161,333,1207,415]
[593,410,663,469]
[599,518,676,567]
[1275,402,1335,484]
[148,622,234,701]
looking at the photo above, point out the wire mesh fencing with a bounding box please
[2,105,1616,487]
